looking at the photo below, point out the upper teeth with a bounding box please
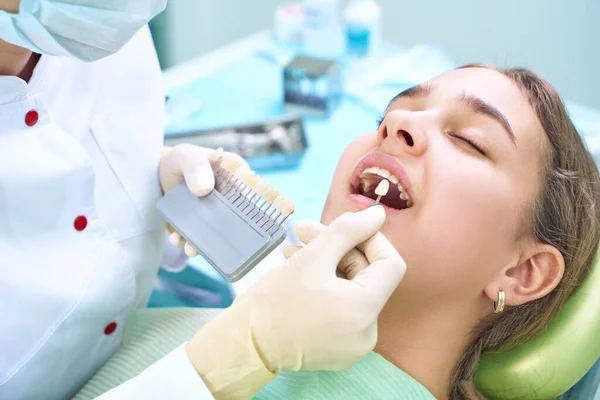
[359,167,410,201]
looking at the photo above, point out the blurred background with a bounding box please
[149,0,599,109]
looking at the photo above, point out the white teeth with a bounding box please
[359,167,411,203]
[397,183,409,201]
[377,169,391,179]
[360,167,397,183]
[359,167,377,178]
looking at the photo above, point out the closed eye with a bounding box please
[448,133,487,156]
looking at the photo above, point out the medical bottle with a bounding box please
[343,0,381,58]
[302,0,344,60]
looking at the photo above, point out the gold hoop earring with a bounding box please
[494,290,505,314]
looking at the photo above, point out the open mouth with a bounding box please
[349,153,414,211]
[355,168,412,210]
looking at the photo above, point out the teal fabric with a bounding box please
[74,308,435,400]
[256,352,436,400]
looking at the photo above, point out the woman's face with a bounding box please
[321,67,548,307]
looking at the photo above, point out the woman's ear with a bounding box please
[485,244,565,307]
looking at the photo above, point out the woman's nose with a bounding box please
[377,110,428,156]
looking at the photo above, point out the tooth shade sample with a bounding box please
[375,179,390,196]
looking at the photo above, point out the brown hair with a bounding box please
[450,65,600,399]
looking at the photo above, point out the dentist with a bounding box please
[0,1,406,399]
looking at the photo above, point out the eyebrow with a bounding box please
[387,84,517,146]
[458,92,517,146]
[386,83,431,108]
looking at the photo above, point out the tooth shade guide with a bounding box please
[222,165,294,229]
[253,179,269,197]
[220,156,242,174]
[235,165,258,189]
[157,161,295,282]
[213,162,296,217]
[263,188,279,205]
[272,195,286,214]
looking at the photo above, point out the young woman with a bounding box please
[258,64,600,399]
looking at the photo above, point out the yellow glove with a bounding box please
[185,206,406,399]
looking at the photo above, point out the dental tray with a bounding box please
[156,159,294,282]
[163,115,308,171]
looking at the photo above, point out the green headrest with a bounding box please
[475,249,600,399]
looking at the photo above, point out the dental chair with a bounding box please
[475,251,600,399]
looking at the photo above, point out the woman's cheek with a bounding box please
[321,134,376,224]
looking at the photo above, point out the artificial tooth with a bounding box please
[253,179,269,197]
[281,199,295,217]
[273,195,285,213]
[264,188,279,204]
[375,179,390,196]
[221,157,242,174]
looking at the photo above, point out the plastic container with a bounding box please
[344,0,381,58]
[273,2,305,48]
[302,0,344,59]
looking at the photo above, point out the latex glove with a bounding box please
[284,220,370,280]
[185,206,406,399]
[159,144,248,257]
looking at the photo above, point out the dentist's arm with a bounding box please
[95,144,405,399]
[96,206,405,400]
[185,205,405,398]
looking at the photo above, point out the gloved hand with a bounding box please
[185,206,406,399]
[284,219,375,280]
[159,144,248,257]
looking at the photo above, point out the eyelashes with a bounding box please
[448,133,487,156]
[376,116,384,128]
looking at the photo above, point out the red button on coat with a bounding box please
[104,322,117,335]
[25,110,39,127]
[73,216,88,231]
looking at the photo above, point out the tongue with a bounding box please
[378,183,406,209]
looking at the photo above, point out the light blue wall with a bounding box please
[151,0,600,109]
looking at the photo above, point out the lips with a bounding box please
[349,152,414,211]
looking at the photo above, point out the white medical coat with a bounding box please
[0,26,213,399]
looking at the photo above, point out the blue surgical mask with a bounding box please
[0,0,167,61]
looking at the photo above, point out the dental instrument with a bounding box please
[156,159,294,282]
